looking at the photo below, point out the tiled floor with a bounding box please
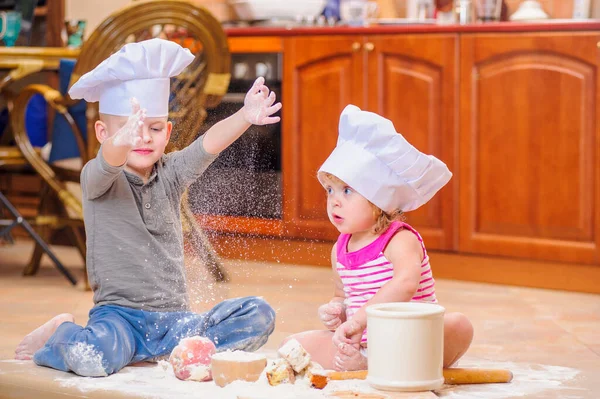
[1,241,599,398]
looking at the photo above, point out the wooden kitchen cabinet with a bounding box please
[458,32,600,264]
[366,35,457,250]
[282,36,365,241]
[282,34,458,249]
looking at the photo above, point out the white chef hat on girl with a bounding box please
[318,105,452,213]
[69,38,194,117]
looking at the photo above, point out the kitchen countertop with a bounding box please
[224,20,600,36]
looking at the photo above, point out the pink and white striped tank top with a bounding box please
[336,221,437,343]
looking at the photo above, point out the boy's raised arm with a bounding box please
[202,77,282,155]
[81,100,146,200]
[166,77,281,189]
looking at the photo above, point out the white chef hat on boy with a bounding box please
[318,105,452,213]
[69,38,194,117]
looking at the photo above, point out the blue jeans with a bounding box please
[33,296,275,377]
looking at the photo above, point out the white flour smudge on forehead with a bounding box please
[54,357,583,399]
[436,359,582,399]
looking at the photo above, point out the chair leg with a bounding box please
[0,199,15,244]
[25,237,45,276]
[0,228,15,244]
[0,191,76,285]
[24,185,53,276]
[21,222,77,285]
[51,190,89,291]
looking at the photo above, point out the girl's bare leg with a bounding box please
[280,330,337,369]
[444,312,474,368]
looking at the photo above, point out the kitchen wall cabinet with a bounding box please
[366,35,457,250]
[278,31,600,264]
[458,32,600,264]
[281,34,458,249]
[281,36,364,241]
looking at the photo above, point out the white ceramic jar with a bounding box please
[366,302,445,392]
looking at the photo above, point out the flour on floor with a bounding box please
[54,357,583,399]
[436,359,582,399]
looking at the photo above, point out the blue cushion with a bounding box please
[24,94,48,147]
[48,59,87,163]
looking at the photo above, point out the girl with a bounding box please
[284,105,473,372]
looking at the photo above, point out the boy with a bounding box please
[14,39,282,377]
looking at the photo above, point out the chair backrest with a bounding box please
[70,0,231,157]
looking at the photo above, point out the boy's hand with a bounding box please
[318,301,346,330]
[242,77,282,125]
[112,98,146,147]
[332,319,363,351]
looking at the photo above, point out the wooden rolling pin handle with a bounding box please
[443,368,513,384]
[329,370,369,380]
[325,368,513,385]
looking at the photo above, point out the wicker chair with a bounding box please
[9,0,232,289]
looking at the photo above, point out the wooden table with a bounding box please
[0,47,80,83]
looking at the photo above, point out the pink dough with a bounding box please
[169,336,216,381]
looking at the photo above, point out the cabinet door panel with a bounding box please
[283,36,364,239]
[368,35,458,250]
[459,33,600,264]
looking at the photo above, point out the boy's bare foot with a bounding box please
[15,313,75,360]
[333,342,368,371]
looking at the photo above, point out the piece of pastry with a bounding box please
[277,339,311,373]
[265,358,296,386]
[299,360,324,379]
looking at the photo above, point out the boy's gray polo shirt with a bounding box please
[80,136,217,312]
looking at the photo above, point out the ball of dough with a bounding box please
[169,336,216,381]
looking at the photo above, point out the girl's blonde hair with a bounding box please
[318,172,404,234]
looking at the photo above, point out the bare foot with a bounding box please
[15,313,75,360]
[333,342,368,371]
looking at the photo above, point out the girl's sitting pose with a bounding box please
[283,105,473,372]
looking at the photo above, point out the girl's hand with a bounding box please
[333,341,368,372]
[318,301,346,330]
[332,319,363,351]
[112,98,146,147]
[242,77,282,125]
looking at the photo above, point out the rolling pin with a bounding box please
[310,368,513,389]
[443,368,513,384]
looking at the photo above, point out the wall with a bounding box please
[387,0,600,18]
[65,0,234,38]
[65,0,600,30]
[502,0,600,18]
[65,0,133,35]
